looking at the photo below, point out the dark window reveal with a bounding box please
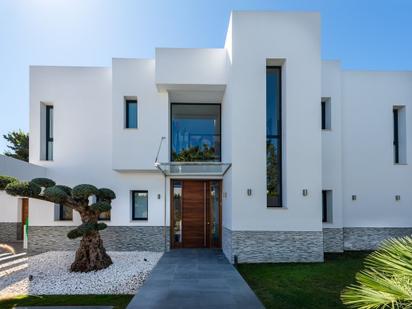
[266,67,282,207]
[393,108,399,164]
[126,100,138,128]
[46,105,54,160]
[132,191,148,220]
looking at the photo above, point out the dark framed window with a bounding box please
[171,103,221,162]
[125,100,138,128]
[322,191,328,223]
[393,108,399,164]
[321,101,326,129]
[266,66,282,207]
[58,204,73,221]
[132,191,148,220]
[321,99,331,130]
[322,190,332,223]
[95,196,111,221]
[46,105,54,160]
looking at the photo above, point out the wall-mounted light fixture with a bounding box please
[157,194,161,200]
[302,189,308,196]
[247,189,252,196]
[395,195,401,201]
[352,195,357,201]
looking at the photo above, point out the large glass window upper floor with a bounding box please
[171,103,221,162]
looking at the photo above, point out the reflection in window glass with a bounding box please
[266,67,282,207]
[210,181,220,247]
[46,105,54,161]
[126,100,138,128]
[172,181,182,246]
[59,204,73,221]
[132,191,148,220]
[171,104,221,162]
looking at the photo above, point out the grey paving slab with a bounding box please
[16,307,113,309]
[127,249,264,309]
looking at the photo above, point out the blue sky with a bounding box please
[0,0,411,153]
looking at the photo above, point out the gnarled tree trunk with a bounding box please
[70,211,112,272]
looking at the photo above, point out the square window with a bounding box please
[54,203,73,221]
[132,191,148,220]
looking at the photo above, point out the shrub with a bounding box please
[0,175,17,190]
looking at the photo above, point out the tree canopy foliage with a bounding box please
[3,130,29,162]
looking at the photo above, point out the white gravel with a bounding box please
[0,251,162,297]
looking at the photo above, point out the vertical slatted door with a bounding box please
[182,181,206,248]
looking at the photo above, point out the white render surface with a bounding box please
[21,11,412,248]
[0,251,162,296]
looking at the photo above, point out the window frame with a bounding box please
[393,108,400,164]
[170,102,222,162]
[266,66,282,208]
[125,99,138,129]
[45,105,54,161]
[131,190,148,221]
[58,203,73,221]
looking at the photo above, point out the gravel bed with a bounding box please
[0,251,162,297]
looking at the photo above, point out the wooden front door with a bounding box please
[20,198,29,240]
[182,180,206,248]
[171,180,222,249]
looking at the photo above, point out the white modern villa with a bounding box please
[1,11,411,263]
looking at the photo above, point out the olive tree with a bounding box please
[0,175,116,272]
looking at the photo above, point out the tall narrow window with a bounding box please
[393,108,399,163]
[266,67,282,207]
[125,100,138,128]
[45,105,54,160]
[322,190,333,223]
[321,98,331,130]
[132,191,148,220]
[393,106,407,164]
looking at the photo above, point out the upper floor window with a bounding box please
[171,103,221,162]
[125,99,138,128]
[132,190,148,220]
[266,67,282,207]
[321,98,331,130]
[393,106,407,164]
[45,105,54,160]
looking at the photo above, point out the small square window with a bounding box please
[132,191,148,220]
[321,98,331,130]
[54,203,73,221]
[125,99,138,129]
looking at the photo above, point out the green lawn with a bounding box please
[0,294,133,309]
[237,251,369,309]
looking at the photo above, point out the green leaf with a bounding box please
[43,186,68,203]
[72,184,98,200]
[5,181,41,197]
[31,178,56,188]
[90,201,111,213]
[0,175,18,190]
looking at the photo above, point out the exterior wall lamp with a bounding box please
[352,195,357,201]
[302,189,308,196]
[247,189,252,196]
[395,195,401,201]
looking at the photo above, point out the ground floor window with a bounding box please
[322,190,333,223]
[54,203,73,221]
[132,191,148,220]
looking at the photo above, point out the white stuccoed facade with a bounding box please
[1,11,412,262]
